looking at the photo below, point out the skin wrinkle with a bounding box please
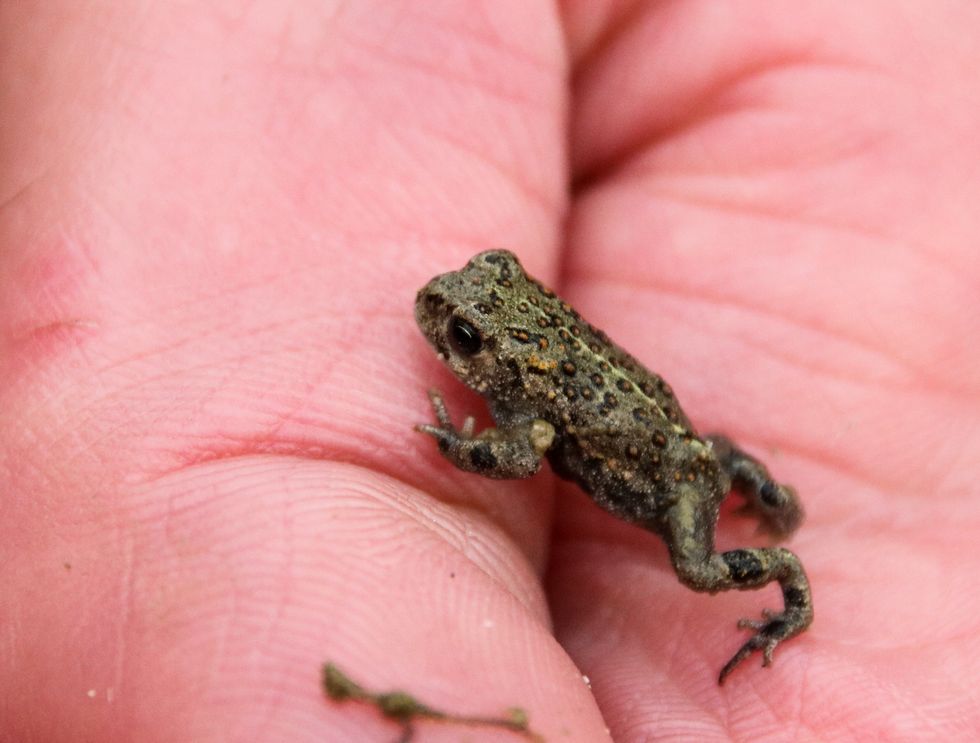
[397,473,554,575]
[2,235,103,357]
[154,460,547,720]
[741,436,868,503]
[617,130,871,182]
[613,654,733,739]
[854,506,980,543]
[793,666,813,741]
[801,666,904,737]
[606,174,943,272]
[454,509,543,617]
[566,253,964,393]
[727,683,780,734]
[572,49,894,188]
[8,319,101,361]
[114,529,135,704]
[320,465,548,614]
[245,505,294,741]
[13,377,214,495]
[328,47,560,214]
[565,0,649,72]
[51,296,376,428]
[403,5,559,73]
[259,46,563,231]
[614,121,882,180]
[160,449,552,580]
[862,671,955,734]
[395,116,561,216]
[344,109,528,228]
[48,352,238,439]
[660,600,714,693]
[0,173,46,214]
[569,48,980,310]
[139,278,330,323]
[337,26,555,111]
[565,274,912,386]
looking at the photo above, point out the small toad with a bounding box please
[415,250,812,683]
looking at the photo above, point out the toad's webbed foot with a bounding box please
[718,607,810,684]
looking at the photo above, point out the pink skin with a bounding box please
[2,2,978,741]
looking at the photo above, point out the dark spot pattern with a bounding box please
[723,550,765,583]
[760,619,788,637]
[470,444,498,471]
[760,481,782,507]
[783,586,808,609]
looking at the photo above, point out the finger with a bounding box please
[0,2,605,741]
[553,1,980,739]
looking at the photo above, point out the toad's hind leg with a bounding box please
[706,434,803,539]
[661,491,813,684]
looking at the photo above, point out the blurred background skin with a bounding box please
[1,2,979,741]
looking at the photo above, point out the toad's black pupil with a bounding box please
[449,317,482,355]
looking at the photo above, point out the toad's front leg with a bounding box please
[416,389,555,479]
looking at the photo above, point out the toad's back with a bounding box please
[415,250,724,523]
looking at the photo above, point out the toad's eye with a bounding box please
[449,316,483,355]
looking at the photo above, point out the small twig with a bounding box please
[322,662,544,742]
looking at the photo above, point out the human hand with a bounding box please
[2,3,977,741]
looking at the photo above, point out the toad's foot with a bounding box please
[707,434,804,539]
[415,389,476,449]
[415,389,553,479]
[718,608,809,685]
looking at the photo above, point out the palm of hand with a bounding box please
[2,3,977,741]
